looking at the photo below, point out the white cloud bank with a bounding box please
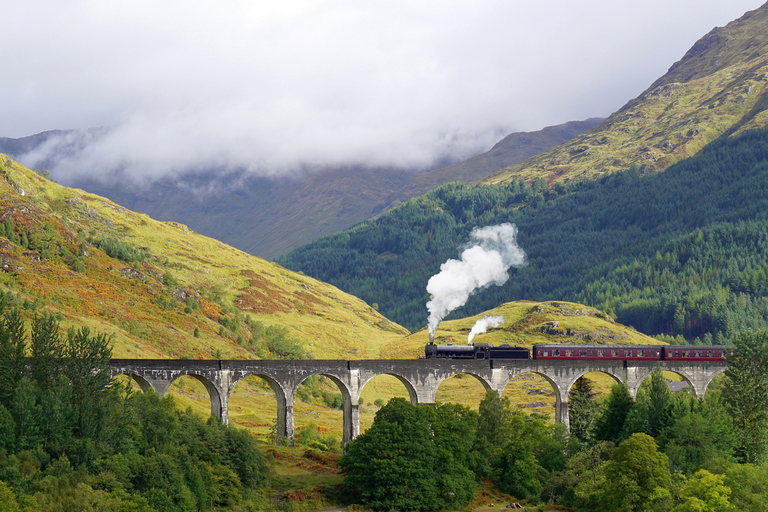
[0,0,762,180]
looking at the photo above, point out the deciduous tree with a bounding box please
[597,433,673,512]
[671,469,733,512]
[340,397,476,511]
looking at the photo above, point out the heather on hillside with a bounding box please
[279,127,768,343]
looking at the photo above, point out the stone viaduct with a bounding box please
[109,358,727,446]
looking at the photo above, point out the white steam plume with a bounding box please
[468,315,506,344]
[426,223,526,342]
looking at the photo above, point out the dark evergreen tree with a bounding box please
[63,326,113,439]
[593,383,634,444]
[722,330,768,463]
[0,305,27,409]
[472,389,512,477]
[29,313,63,389]
[568,376,599,444]
[624,366,672,438]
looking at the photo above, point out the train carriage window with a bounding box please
[611,350,618,357]
[707,350,715,358]
[553,349,560,357]
[695,351,703,358]
[565,349,573,357]
[579,350,587,357]
[683,351,690,358]
[539,350,546,357]
[598,349,605,357]
[638,350,645,357]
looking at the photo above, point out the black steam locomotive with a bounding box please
[424,342,528,360]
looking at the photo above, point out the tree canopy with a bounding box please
[340,397,477,511]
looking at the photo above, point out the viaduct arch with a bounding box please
[110,358,728,447]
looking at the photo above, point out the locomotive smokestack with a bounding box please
[425,223,526,340]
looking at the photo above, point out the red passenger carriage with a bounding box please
[662,345,729,362]
[532,343,662,361]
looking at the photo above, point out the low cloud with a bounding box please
[2,1,761,181]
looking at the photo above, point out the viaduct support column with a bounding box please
[343,404,360,449]
[275,391,294,446]
[218,393,229,425]
[555,391,569,429]
[284,404,295,446]
[219,369,233,425]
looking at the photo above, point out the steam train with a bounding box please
[424,342,731,362]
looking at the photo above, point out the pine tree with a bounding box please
[723,330,768,463]
[593,383,634,444]
[568,376,599,443]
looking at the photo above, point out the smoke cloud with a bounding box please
[468,315,506,344]
[426,223,526,341]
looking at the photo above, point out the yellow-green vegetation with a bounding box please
[0,155,408,362]
[483,3,768,186]
[382,300,662,359]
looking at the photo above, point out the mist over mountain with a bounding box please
[0,120,598,259]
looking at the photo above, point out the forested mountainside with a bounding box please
[279,126,768,343]
[484,2,768,185]
[0,155,407,361]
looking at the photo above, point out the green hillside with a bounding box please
[278,126,768,343]
[382,300,661,360]
[0,155,408,361]
[0,152,667,455]
[483,2,768,185]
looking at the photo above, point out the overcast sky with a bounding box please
[1,0,764,180]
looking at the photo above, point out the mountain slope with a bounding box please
[0,119,599,260]
[0,154,408,360]
[483,2,768,185]
[279,126,768,342]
